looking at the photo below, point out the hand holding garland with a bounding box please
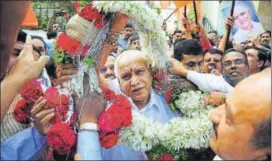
[31,97,54,135]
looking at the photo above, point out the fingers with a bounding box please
[31,98,47,115]
[40,112,54,124]
[35,55,50,69]
[35,108,54,120]
[60,69,77,76]
[59,75,73,84]
[74,154,81,160]
[61,64,77,70]
[19,35,33,59]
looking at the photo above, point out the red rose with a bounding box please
[13,99,31,124]
[102,88,116,101]
[20,80,43,103]
[165,88,174,104]
[46,123,76,155]
[149,153,174,161]
[45,87,60,108]
[60,94,69,105]
[155,70,167,81]
[56,33,81,56]
[99,131,119,149]
[78,4,106,29]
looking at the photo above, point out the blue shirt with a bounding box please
[117,34,129,51]
[102,83,180,160]
[1,127,46,160]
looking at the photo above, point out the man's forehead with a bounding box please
[182,54,203,61]
[234,6,248,16]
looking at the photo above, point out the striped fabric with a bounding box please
[1,94,30,142]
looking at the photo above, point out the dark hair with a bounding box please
[31,35,47,50]
[251,117,271,155]
[17,30,27,43]
[223,48,248,65]
[125,23,133,29]
[174,39,203,61]
[260,30,271,37]
[208,30,218,35]
[173,30,183,35]
[209,39,216,47]
[47,31,57,39]
[45,58,57,79]
[204,48,224,57]
[244,46,267,63]
[129,35,140,44]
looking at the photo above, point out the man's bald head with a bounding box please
[210,68,271,160]
[0,1,30,79]
[114,50,150,77]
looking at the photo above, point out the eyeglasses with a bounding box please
[223,59,245,67]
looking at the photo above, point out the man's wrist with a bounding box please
[79,115,97,125]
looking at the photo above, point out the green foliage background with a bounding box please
[31,0,77,30]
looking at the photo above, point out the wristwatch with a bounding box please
[79,123,99,132]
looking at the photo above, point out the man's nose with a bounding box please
[131,77,139,86]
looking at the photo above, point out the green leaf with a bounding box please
[83,56,96,69]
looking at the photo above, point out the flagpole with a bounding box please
[165,8,179,21]
[225,0,235,50]
[184,5,187,28]
[193,0,198,25]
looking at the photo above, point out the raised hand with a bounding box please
[8,35,50,86]
[169,58,188,77]
[57,64,78,84]
[225,16,234,31]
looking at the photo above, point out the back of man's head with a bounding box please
[174,39,203,61]
[47,32,57,39]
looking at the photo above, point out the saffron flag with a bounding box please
[21,5,38,28]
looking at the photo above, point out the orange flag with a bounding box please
[21,5,38,28]
[173,1,203,30]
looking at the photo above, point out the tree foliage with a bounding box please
[31,0,77,30]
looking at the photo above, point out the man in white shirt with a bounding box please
[233,5,264,43]
[209,68,271,160]
[170,48,250,94]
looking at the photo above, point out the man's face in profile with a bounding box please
[234,7,252,30]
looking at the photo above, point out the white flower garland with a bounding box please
[93,1,169,69]
[118,91,214,153]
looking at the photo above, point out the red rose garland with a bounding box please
[78,3,106,29]
[14,80,43,124]
[46,122,77,155]
[165,88,174,104]
[20,80,43,103]
[13,98,32,124]
[98,88,132,148]
[14,85,77,155]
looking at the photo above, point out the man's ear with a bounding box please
[257,60,264,68]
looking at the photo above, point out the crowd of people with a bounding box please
[0,1,271,161]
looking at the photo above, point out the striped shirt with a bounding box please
[1,94,30,142]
